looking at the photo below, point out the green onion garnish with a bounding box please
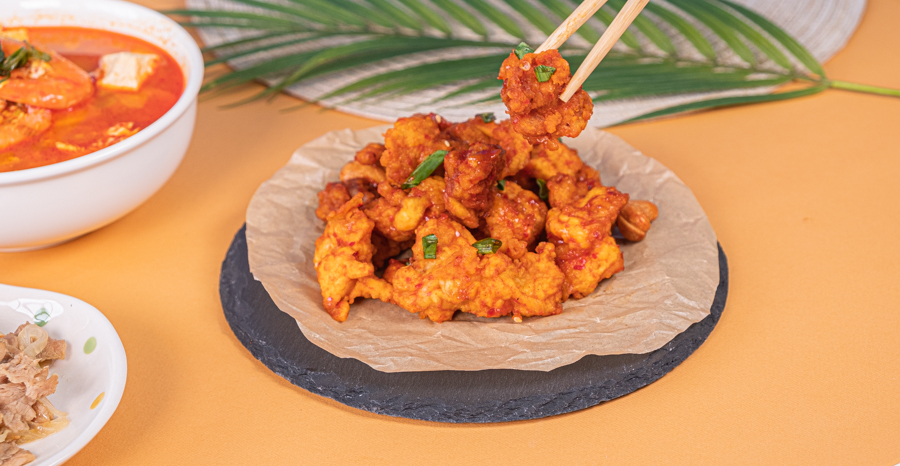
[514,42,534,60]
[472,238,502,255]
[401,150,448,189]
[0,41,51,78]
[479,112,495,123]
[536,179,548,200]
[422,234,438,259]
[497,179,506,191]
[534,65,556,83]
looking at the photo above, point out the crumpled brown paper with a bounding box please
[246,126,719,372]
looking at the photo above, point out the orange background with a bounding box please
[2,0,899,464]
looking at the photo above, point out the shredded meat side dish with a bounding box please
[0,323,68,466]
[313,109,660,323]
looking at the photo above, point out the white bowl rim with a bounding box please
[0,0,204,186]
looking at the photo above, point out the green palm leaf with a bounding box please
[606,0,674,54]
[504,0,557,36]
[204,33,331,67]
[370,0,428,32]
[200,31,296,52]
[622,84,828,122]
[396,0,452,33]
[168,0,899,124]
[432,0,488,37]
[666,0,756,65]
[719,0,823,76]
[644,2,716,60]
[592,7,641,50]
[466,0,524,38]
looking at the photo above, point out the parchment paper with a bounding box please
[245,126,719,372]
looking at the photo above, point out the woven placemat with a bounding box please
[187,0,865,125]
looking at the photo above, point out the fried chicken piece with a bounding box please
[315,178,380,221]
[498,49,593,146]
[348,276,393,310]
[382,258,408,285]
[391,216,566,322]
[524,140,584,181]
[443,142,505,212]
[363,182,416,243]
[340,160,386,185]
[511,244,567,318]
[545,186,629,298]
[546,164,602,208]
[492,119,531,178]
[381,113,452,184]
[443,117,531,178]
[371,232,411,269]
[343,178,379,204]
[484,181,548,259]
[391,216,480,322]
[365,177,480,239]
[338,158,386,210]
[355,142,385,166]
[314,194,391,321]
[467,242,566,321]
[315,182,351,221]
[393,176,449,229]
[447,116,497,145]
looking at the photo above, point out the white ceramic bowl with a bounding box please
[0,0,204,251]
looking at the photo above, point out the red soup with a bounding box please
[0,27,184,172]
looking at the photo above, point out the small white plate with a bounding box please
[0,284,127,466]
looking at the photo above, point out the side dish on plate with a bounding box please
[312,45,658,324]
[0,26,184,172]
[0,323,67,466]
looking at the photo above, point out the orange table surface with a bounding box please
[2,0,899,464]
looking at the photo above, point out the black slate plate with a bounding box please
[220,225,728,423]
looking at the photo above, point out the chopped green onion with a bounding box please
[536,179,548,200]
[422,234,438,259]
[534,65,556,82]
[478,112,495,123]
[28,43,51,62]
[497,179,506,191]
[514,42,534,60]
[472,238,502,255]
[0,42,50,78]
[401,150,448,189]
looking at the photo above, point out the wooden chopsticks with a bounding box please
[537,0,651,102]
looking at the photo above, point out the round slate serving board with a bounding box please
[220,225,729,423]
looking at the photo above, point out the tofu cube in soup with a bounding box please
[98,52,159,91]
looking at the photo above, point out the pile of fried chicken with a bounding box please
[313,47,658,323]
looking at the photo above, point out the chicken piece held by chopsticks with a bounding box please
[498,46,593,148]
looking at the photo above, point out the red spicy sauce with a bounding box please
[0,27,185,172]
